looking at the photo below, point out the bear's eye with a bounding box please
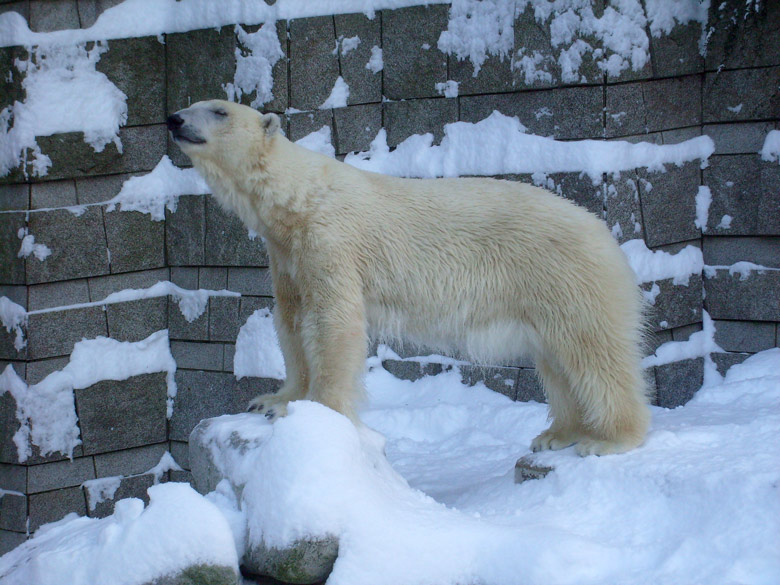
[213,109,228,117]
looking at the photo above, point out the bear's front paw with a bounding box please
[530,429,579,452]
[247,393,289,421]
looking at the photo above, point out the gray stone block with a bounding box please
[169,370,267,441]
[27,306,108,360]
[703,122,776,155]
[171,341,224,372]
[76,373,168,455]
[87,473,155,519]
[289,16,339,111]
[712,352,751,376]
[104,209,165,274]
[515,368,544,403]
[637,163,701,247]
[703,67,780,124]
[34,124,167,180]
[75,0,125,28]
[0,206,25,286]
[382,359,444,381]
[511,3,559,90]
[223,343,236,373]
[205,198,269,266]
[514,455,554,484]
[703,156,780,236]
[169,440,190,470]
[0,45,25,118]
[333,103,382,155]
[235,21,288,114]
[704,269,780,321]
[0,463,26,493]
[382,5,449,100]
[544,172,604,217]
[705,1,780,70]
[238,296,274,328]
[0,530,27,557]
[94,443,168,478]
[26,207,109,284]
[166,27,236,112]
[29,0,78,32]
[654,357,703,408]
[27,357,68,386]
[106,298,168,343]
[31,180,77,209]
[169,470,194,486]
[384,98,458,147]
[713,320,776,353]
[228,267,273,297]
[170,266,199,290]
[605,172,643,244]
[88,267,169,300]
[460,86,604,140]
[29,278,87,309]
[650,21,704,78]
[75,172,131,205]
[451,54,514,96]
[288,110,334,144]
[28,485,87,531]
[168,296,209,342]
[671,322,703,342]
[460,365,518,400]
[208,297,240,343]
[28,456,95,493]
[166,195,206,266]
[334,12,382,105]
[703,236,780,267]
[647,329,674,354]
[97,36,165,126]
[0,392,21,463]
[198,267,227,291]
[148,563,240,585]
[0,491,26,532]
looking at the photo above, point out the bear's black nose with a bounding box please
[166,114,184,131]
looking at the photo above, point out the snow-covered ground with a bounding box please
[2,349,779,585]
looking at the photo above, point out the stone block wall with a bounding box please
[1,0,779,554]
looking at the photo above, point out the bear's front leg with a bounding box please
[248,272,308,420]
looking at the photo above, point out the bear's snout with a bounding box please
[167,114,184,131]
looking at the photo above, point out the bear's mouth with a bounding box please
[173,133,206,145]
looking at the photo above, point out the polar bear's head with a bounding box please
[167,99,281,167]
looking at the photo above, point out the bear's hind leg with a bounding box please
[531,356,586,452]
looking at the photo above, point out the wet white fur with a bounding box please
[172,100,650,456]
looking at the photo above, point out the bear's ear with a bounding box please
[261,113,281,136]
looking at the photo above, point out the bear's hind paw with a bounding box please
[247,394,289,421]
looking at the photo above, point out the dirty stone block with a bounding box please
[88,267,169,300]
[703,236,780,268]
[0,462,26,494]
[150,564,240,585]
[544,172,603,217]
[228,267,274,297]
[713,320,776,353]
[516,368,544,403]
[26,357,68,385]
[35,125,166,181]
[703,66,780,123]
[166,195,206,266]
[605,172,643,244]
[166,27,236,112]
[172,341,225,373]
[205,198,269,266]
[712,352,751,376]
[382,5,449,100]
[654,357,703,408]
[76,373,168,455]
[511,2,559,89]
[0,491,26,532]
[234,377,283,410]
[27,306,108,360]
[75,0,125,28]
[0,45,26,111]
[238,297,275,332]
[29,0,79,32]
[460,365,518,400]
[1,392,22,464]
[287,109,334,144]
[289,16,340,111]
[168,296,209,342]
[381,359,443,382]
[0,530,27,557]
[25,207,108,284]
[650,21,704,78]
[31,179,77,209]
[0,199,26,286]
[28,486,87,531]
[235,21,288,114]
[334,12,382,105]
[384,98,458,147]
[104,209,165,274]
[169,470,194,486]
[643,76,702,133]
[605,82,645,137]
[93,444,168,479]
[86,473,155,519]
[637,163,701,247]
[75,172,131,205]
[106,298,168,342]
[514,455,554,484]
[704,270,780,322]
[28,456,96,493]
[169,440,191,471]
[29,277,90,309]
[96,36,165,126]
[333,103,382,155]
[703,122,775,156]
[704,156,780,236]
[705,0,780,70]
[460,86,603,140]
[451,53,514,96]
[169,370,260,441]
[199,267,227,291]
[644,272,703,332]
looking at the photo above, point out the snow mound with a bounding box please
[0,483,239,585]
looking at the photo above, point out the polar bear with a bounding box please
[168,99,650,456]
